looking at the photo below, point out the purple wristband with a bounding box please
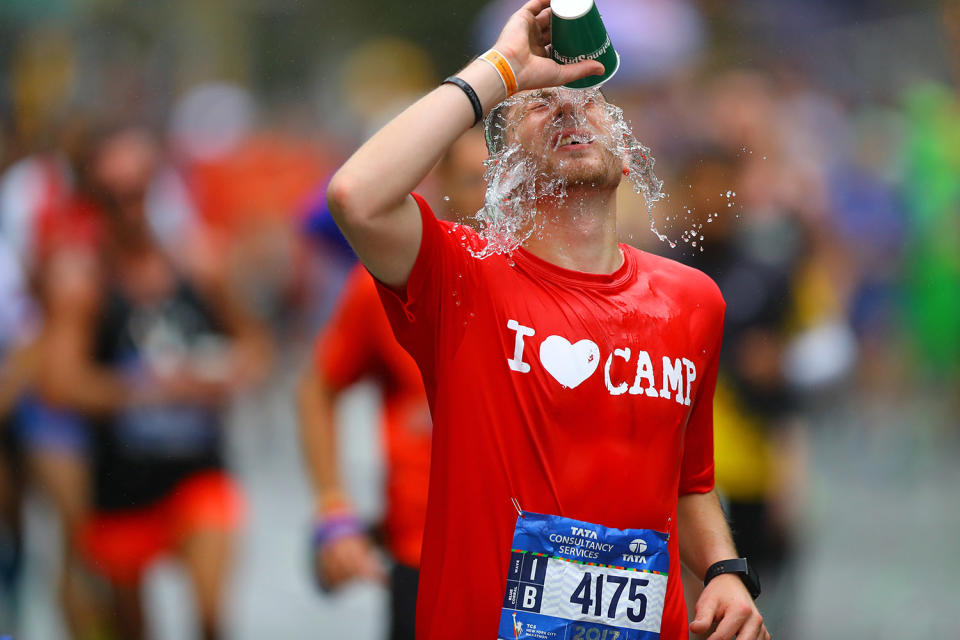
[312,513,365,548]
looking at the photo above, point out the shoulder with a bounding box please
[411,192,488,257]
[626,245,725,313]
[433,219,488,257]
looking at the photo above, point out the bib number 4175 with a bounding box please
[570,572,648,622]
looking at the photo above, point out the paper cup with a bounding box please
[550,0,620,89]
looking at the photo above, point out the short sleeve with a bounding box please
[373,193,481,371]
[314,266,380,391]
[678,301,725,496]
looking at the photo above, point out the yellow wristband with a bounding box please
[479,49,518,97]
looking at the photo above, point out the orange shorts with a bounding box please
[81,471,245,585]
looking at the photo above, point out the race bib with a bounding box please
[499,512,669,640]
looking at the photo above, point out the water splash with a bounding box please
[470,87,666,258]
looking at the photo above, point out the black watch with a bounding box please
[703,558,761,600]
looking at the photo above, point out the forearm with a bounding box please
[297,364,349,511]
[326,0,602,286]
[676,489,738,580]
[328,59,505,223]
[41,366,137,415]
[193,273,274,389]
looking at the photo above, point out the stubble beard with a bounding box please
[539,146,622,192]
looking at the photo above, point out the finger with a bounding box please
[556,60,605,85]
[325,540,362,584]
[343,543,375,579]
[358,548,389,584]
[706,604,752,640]
[689,597,718,634]
[737,613,763,640]
[521,0,551,17]
[761,624,771,640]
[321,552,345,586]
[535,6,552,31]
[537,23,552,48]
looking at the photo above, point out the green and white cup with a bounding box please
[550,0,620,89]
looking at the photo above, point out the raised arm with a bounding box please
[326,0,603,288]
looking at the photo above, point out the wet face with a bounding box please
[503,88,623,190]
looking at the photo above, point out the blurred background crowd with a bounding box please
[1,0,959,638]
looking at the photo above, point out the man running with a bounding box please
[326,1,768,639]
[39,124,269,640]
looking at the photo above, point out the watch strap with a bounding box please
[703,558,761,599]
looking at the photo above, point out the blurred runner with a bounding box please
[0,123,112,638]
[38,124,270,640]
[5,252,105,640]
[299,128,487,640]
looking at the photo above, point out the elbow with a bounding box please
[325,170,356,223]
[327,170,375,227]
[326,169,405,230]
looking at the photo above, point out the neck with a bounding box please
[522,185,622,274]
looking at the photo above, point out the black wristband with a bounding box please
[703,558,762,600]
[443,76,483,126]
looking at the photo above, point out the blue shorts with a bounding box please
[14,396,90,456]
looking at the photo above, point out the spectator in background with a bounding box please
[37,124,270,640]
[298,127,488,640]
[0,115,112,639]
[899,82,960,383]
[2,253,106,640]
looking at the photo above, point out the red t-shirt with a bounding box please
[315,265,431,567]
[376,194,725,640]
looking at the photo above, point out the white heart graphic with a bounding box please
[539,335,600,389]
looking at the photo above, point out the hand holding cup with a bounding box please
[492,0,605,93]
